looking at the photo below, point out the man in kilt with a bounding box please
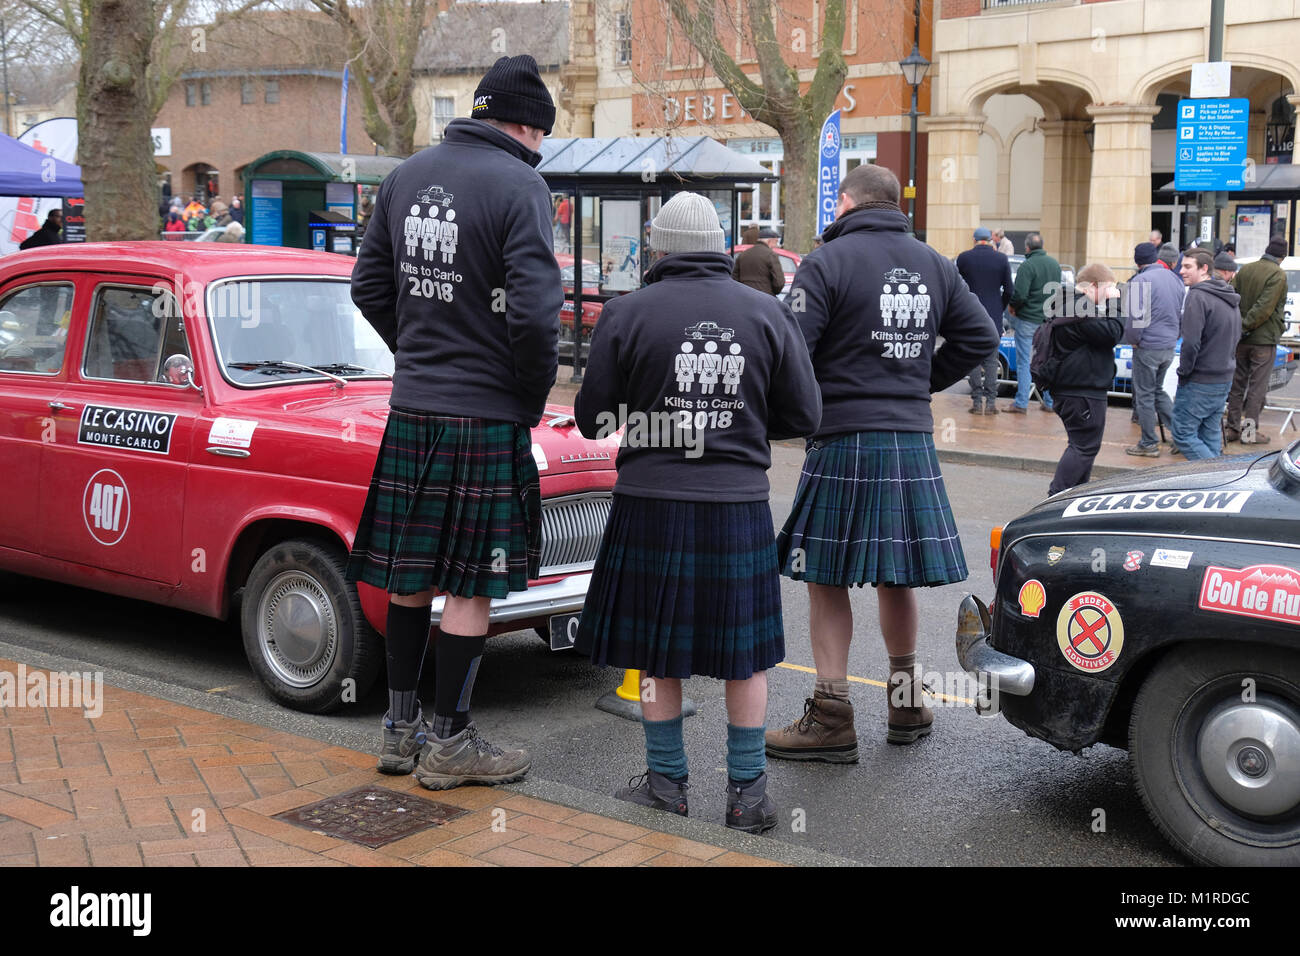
[767,165,999,759]
[348,55,563,789]
[573,192,821,831]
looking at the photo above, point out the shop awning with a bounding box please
[537,136,776,185]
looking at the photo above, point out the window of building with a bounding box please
[200,81,211,106]
[431,96,455,140]
[616,13,632,65]
[185,82,196,107]
[265,79,280,104]
[241,80,254,105]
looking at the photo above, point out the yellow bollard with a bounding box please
[614,668,642,703]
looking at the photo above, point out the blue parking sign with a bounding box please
[1174,98,1250,191]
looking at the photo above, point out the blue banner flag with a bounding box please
[340,63,350,155]
[817,109,841,235]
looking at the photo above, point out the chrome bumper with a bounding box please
[955,594,1036,714]
[428,573,592,627]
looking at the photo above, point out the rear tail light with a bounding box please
[990,526,1003,577]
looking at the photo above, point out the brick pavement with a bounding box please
[0,658,780,868]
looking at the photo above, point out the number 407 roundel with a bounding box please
[82,470,131,547]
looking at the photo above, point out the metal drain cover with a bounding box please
[275,785,467,848]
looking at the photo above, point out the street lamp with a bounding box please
[899,40,930,235]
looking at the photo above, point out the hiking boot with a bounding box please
[725,772,778,834]
[1125,443,1160,458]
[1006,404,1028,414]
[413,723,530,790]
[1223,427,1241,443]
[615,769,689,817]
[969,404,983,414]
[377,710,429,775]
[1242,433,1271,445]
[982,404,999,415]
[887,671,934,745]
[765,695,858,763]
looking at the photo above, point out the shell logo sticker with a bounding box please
[1018,579,1046,618]
[82,469,131,546]
[1056,591,1125,673]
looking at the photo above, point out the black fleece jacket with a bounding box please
[574,251,821,502]
[787,205,1000,436]
[351,118,562,425]
[1047,296,1125,398]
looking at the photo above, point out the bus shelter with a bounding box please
[1159,164,1300,257]
[538,136,776,378]
[240,150,402,252]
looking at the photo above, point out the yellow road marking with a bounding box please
[775,661,975,706]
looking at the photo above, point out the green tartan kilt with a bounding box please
[346,409,541,599]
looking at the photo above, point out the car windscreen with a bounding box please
[208,277,394,386]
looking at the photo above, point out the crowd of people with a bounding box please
[159,191,245,241]
[952,221,1291,494]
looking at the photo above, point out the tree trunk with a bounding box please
[779,115,820,254]
[81,0,157,241]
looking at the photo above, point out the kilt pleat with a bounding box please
[346,410,540,599]
[777,431,967,588]
[575,495,784,681]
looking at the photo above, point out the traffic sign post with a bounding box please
[1174,98,1250,191]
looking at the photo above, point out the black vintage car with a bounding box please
[957,439,1300,866]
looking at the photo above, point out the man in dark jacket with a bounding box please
[1173,248,1240,460]
[1007,233,1061,412]
[733,223,784,295]
[1046,264,1126,495]
[349,54,562,789]
[18,209,63,249]
[1225,236,1289,445]
[767,164,998,759]
[1122,242,1184,456]
[955,226,1012,414]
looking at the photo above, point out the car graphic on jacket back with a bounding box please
[684,321,735,340]
[0,243,615,712]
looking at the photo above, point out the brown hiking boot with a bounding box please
[413,723,530,790]
[887,671,934,745]
[765,694,858,763]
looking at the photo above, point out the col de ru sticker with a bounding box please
[1056,591,1125,673]
[1198,564,1300,627]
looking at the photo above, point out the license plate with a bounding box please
[548,613,580,651]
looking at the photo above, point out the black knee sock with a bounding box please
[385,603,432,724]
[432,628,487,739]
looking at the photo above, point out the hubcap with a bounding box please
[1198,699,1300,818]
[257,571,337,688]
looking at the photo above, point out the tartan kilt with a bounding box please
[346,409,540,599]
[777,431,968,588]
[574,495,784,681]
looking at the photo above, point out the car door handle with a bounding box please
[206,446,250,458]
[48,401,73,412]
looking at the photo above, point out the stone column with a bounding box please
[1289,94,1300,165]
[921,114,985,259]
[1039,119,1092,269]
[1084,104,1159,271]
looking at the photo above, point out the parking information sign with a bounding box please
[1174,98,1250,191]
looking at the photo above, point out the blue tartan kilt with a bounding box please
[574,495,785,681]
[777,431,968,588]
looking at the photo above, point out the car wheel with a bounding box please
[1130,643,1300,866]
[240,538,381,713]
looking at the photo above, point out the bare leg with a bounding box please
[808,583,853,680]
[439,594,491,636]
[725,670,768,727]
[877,584,918,657]
[640,676,683,722]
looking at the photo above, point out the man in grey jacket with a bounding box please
[1172,249,1240,460]
[1123,242,1184,457]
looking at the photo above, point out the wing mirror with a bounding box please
[162,353,202,393]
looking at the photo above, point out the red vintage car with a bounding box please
[0,243,615,712]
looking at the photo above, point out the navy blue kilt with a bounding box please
[575,495,784,681]
[777,431,967,588]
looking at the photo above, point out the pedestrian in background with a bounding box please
[955,226,1012,415]
[1122,242,1182,457]
[1045,264,1125,495]
[1214,251,1238,283]
[993,228,1014,256]
[733,223,784,295]
[1007,232,1061,412]
[1172,248,1240,460]
[768,164,997,759]
[349,54,562,789]
[19,209,63,249]
[1225,236,1289,445]
[574,192,821,832]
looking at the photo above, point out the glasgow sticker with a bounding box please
[1061,490,1251,518]
[1056,591,1125,673]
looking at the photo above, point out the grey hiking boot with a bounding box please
[413,723,530,790]
[615,770,689,817]
[725,772,778,834]
[377,710,429,775]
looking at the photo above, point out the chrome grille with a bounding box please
[540,492,613,574]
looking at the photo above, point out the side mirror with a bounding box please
[162,353,202,393]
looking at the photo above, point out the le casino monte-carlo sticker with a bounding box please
[78,404,176,455]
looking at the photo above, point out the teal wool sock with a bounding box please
[642,715,688,780]
[726,724,766,784]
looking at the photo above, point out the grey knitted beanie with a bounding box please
[651,192,724,254]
